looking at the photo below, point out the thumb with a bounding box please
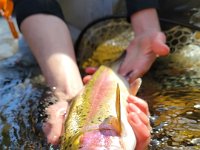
[82,75,92,84]
[152,32,170,56]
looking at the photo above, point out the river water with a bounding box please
[0,16,200,150]
[0,18,48,149]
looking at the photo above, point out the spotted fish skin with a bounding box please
[60,60,138,150]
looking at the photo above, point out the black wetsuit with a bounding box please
[127,0,200,29]
[14,0,200,29]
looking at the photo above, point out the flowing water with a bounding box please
[140,46,200,149]
[0,16,200,149]
[140,76,200,150]
[0,17,48,149]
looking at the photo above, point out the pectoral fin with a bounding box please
[116,84,122,135]
[103,84,123,136]
[105,84,122,136]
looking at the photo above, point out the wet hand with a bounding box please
[82,67,97,84]
[118,31,170,83]
[126,95,151,150]
[42,101,69,145]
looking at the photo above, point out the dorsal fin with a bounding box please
[102,84,122,135]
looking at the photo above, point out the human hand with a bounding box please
[127,95,151,150]
[41,66,94,145]
[82,67,97,84]
[119,8,170,83]
[42,101,68,145]
[118,31,169,84]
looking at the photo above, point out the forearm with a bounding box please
[130,8,161,35]
[20,14,83,100]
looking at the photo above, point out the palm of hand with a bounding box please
[119,31,170,83]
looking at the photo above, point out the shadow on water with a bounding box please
[1,15,200,149]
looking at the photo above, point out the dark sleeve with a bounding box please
[125,0,159,17]
[13,0,65,28]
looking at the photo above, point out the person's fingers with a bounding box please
[127,95,150,116]
[128,70,142,86]
[118,48,136,77]
[118,45,156,83]
[42,101,68,145]
[43,110,65,145]
[43,121,62,145]
[127,103,149,126]
[152,32,170,56]
[128,54,155,84]
[128,112,151,150]
[82,75,92,84]
[119,32,169,84]
[83,67,98,84]
[84,67,97,75]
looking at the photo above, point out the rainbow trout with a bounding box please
[60,60,141,150]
